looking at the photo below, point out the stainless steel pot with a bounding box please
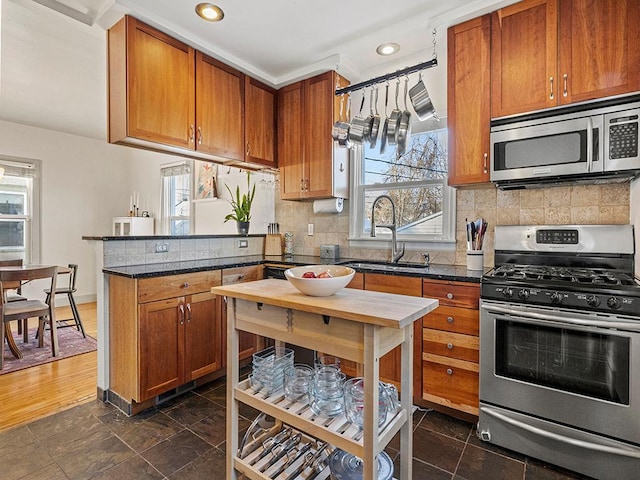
[396,76,412,155]
[380,83,390,154]
[348,93,367,146]
[331,94,351,148]
[362,87,375,143]
[386,79,401,146]
[409,71,437,120]
[369,86,381,148]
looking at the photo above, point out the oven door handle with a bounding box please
[480,406,640,459]
[483,303,640,333]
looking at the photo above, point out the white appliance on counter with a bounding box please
[112,217,154,236]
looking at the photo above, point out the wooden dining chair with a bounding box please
[0,266,58,370]
[43,264,85,338]
[0,259,29,342]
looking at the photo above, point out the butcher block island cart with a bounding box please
[212,279,439,480]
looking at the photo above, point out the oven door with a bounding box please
[479,300,640,445]
[491,115,604,183]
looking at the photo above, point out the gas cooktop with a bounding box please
[486,264,639,287]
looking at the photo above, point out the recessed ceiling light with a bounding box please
[376,43,400,56]
[195,3,224,22]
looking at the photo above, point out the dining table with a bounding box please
[1,264,70,362]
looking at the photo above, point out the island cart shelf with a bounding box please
[212,279,439,480]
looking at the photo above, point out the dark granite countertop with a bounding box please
[103,254,485,283]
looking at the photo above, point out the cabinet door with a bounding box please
[138,297,185,401]
[278,81,305,199]
[364,274,423,398]
[245,76,277,167]
[195,52,244,159]
[304,72,334,198]
[185,291,222,380]
[491,0,558,117]
[558,0,640,104]
[124,17,195,149]
[447,16,491,186]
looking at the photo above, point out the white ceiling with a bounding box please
[33,0,518,86]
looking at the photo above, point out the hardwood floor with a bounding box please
[0,302,98,432]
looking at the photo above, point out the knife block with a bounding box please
[264,234,283,256]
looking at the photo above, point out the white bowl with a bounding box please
[284,265,355,297]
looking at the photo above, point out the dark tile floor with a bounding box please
[0,377,594,480]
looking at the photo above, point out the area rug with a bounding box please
[1,326,97,375]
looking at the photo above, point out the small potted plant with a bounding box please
[224,172,256,236]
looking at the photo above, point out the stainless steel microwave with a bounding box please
[490,96,640,188]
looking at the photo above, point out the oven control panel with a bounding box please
[536,229,578,245]
[482,284,639,316]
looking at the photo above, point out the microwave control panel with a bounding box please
[608,114,638,159]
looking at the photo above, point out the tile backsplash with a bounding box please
[275,182,630,268]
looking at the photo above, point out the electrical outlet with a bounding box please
[155,243,168,253]
[238,239,248,248]
[308,223,314,236]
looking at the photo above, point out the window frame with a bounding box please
[160,161,193,235]
[348,120,456,251]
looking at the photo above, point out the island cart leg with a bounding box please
[399,323,413,480]
[363,324,381,480]
[226,297,240,480]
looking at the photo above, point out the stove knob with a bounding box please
[607,296,621,310]
[550,291,563,304]
[586,295,601,308]
[518,289,530,300]
[502,287,514,299]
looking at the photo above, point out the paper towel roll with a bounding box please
[313,197,344,214]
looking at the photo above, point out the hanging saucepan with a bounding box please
[396,76,412,156]
[332,94,351,147]
[409,71,438,121]
[386,78,402,146]
[380,82,390,154]
[362,87,375,143]
[348,91,367,146]
[369,85,381,148]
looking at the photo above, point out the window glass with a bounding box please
[161,162,192,235]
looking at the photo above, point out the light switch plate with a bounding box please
[308,223,314,236]
[238,239,248,248]
[155,243,168,253]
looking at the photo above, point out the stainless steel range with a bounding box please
[478,225,640,480]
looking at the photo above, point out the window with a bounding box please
[349,119,455,247]
[0,157,41,263]
[161,162,192,235]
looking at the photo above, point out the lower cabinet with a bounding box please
[108,270,223,405]
[422,279,480,416]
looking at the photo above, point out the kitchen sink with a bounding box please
[339,261,430,275]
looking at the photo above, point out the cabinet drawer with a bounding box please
[423,305,479,336]
[423,328,479,363]
[423,279,479,309]
[138,270,222,303]
[222,265,262,285]
[422,354,479,415]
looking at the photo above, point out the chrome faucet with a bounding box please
[370,194,405,263]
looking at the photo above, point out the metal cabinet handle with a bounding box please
[183,282,190,288]
[447,343,454,350]
[197,126,203,145]
[186,303,192,322]
[563,73,568,97]
[189,125,195,143]
[447,316,454,323]
[446,368,453,375]
[446,292,454,300]
[246,142,251,155]
[483,153,488,173]
[549,77,554,100]
[178,303,185,324]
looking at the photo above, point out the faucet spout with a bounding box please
[370,194,405,263]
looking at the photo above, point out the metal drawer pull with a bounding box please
[563,73,568,97]
[447,343,453,349]
[549,76,554,99]
[446,368,453,375]
[446,292,454,299]
[446,316,454,323]
[183,282,190,288]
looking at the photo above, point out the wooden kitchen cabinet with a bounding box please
[221,265,265,363]
[108,270,222,409]
[108,16,276,168]
[422,279,480,417]
[491,0,640,118]
[278,71,349,200]
[447,15,491,186]
[244,76,277,167]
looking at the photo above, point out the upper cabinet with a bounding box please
[108,16,276,169]
[278,71,349,200]
[447,15,492,186]
[491,0,640,118]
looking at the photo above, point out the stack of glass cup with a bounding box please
[309,355,346,417]
[343,377,400,429]
[249,346,294,394]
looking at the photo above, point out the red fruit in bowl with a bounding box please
[317,271,333,278]
[302,271,317,278]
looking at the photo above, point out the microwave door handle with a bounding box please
[586,117,594,172]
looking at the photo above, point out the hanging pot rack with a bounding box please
[334,58,437,96]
